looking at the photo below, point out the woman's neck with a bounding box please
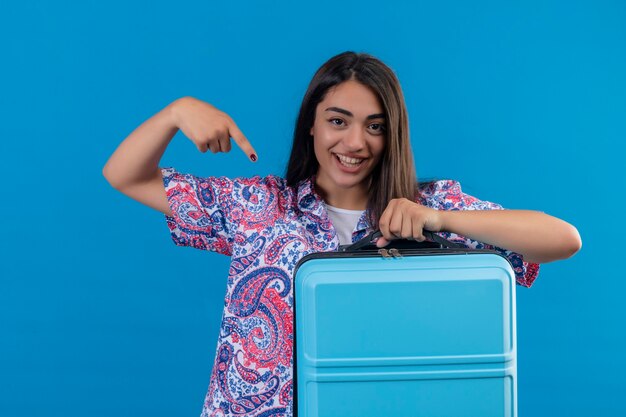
[314,181,368,210]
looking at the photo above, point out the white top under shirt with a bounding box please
[323,203,366,245]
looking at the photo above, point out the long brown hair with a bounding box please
[286,51,417,229]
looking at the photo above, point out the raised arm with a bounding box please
[102,97,257,215]
[377,198,581,264]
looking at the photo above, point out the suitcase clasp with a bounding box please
[378,248,403,259]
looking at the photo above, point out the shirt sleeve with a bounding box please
[420,180,540,288]
[161,167,238,256]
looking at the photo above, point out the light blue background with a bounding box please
[1,1,624,416]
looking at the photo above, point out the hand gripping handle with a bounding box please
[341,230,463,252]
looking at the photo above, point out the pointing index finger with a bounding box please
[228,121,257,162]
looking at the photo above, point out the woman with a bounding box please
[103,51,581,417]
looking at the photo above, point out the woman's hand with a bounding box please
[103,96,258,216]
[171,97,257,161]
[376,198,444,247]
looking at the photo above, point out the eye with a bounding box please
[329,118,345,126]
[368,123,386,134]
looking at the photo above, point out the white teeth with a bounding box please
[335,153,364,166]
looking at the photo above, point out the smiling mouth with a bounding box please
[334,153,365,168]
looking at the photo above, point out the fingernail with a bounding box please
[250,154,257,162]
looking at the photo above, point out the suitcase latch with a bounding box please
[378,248,402,259]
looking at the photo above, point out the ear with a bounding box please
[309,126,314,137]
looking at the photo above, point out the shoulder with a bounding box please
[229,174,290,199]
[228,174,295,212]
[160,168,292,208]
[418,179,463,196]
[232,174,288,190]
[160,167,235,193]
[418,179,503,211]
[417,179,464,208]
[161,168,287,194]
[201,174,292,205]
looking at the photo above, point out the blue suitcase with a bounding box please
[293,231,517,417]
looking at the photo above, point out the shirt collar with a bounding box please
[296,176,325,216]
[296,176,373,238]
[355,211,371,234]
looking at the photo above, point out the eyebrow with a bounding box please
[325,106,385,120]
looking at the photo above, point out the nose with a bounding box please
[343,126,366,151]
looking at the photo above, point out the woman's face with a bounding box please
[310,80,386,206]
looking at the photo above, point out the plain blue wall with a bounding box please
[1,1,624,416]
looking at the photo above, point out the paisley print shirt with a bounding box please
[161,167,540,417]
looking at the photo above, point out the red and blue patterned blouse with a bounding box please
[161,167,539,417]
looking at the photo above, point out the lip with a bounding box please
[332,152,368,173]
[333,152,367,160]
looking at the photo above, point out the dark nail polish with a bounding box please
[250,154,257,162]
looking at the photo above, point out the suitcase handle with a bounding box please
[341,230,463,252]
